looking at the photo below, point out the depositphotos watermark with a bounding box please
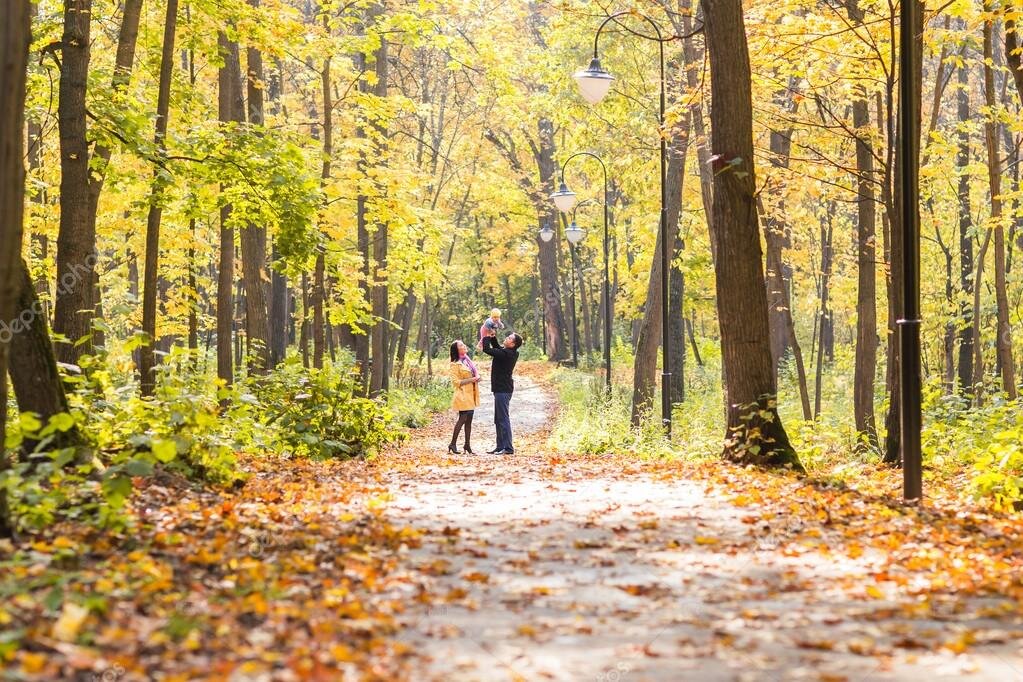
[92,664,125,682]
[0,254,97,344]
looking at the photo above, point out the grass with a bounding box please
[547,352,1023,510]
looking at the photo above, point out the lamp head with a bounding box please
[565,221,586,245]
[550,181,577,213]
[573,57,614,105]
[539,224,555,243]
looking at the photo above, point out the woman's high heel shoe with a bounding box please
[463,445,474,455]
[447,443,461,454]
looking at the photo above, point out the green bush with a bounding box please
[259,358,404,459]
[388,370,451,428]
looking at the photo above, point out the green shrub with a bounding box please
[259,358,404,459]
[388,370,451,428]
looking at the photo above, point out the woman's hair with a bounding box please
[450,340,463,362]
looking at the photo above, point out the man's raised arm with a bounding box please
[481,335,500,357]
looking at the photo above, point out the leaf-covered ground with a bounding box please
[3,370,1023,680]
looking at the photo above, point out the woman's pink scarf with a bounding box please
[460,354,478,378]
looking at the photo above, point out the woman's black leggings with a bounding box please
[451,410,474,447]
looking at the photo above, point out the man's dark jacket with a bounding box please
[482,336,518,393]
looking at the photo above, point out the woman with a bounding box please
[448,340,480,454]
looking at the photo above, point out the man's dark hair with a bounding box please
[509,333,522,349]
[450,341,461,362]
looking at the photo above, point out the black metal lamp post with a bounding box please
[574,11,672,433]
[550,152,613,394]
[899,0,923,502]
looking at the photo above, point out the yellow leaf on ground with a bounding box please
[52,602,89,642]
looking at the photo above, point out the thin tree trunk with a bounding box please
[669,229,686,405]
[632,101,688,423]
[984,14,1017,398]
[312,25,332,370]
[300,273,310,368]
[241,2,271,373]
[956,56,975,395]
[846,1,880,446]
[704,0,802,470]
[188,219,198,352]
[686,316,703,367]
[139,0,178,396]
[813,215,834,420]
[52,0,96,364]
[217,31,244,388]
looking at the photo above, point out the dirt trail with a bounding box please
[376,375,1023,682]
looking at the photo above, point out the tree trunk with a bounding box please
[813,214,834,420]
[241,4,271,374]
[632,107,688,423]
[668,230,686,405]
[0,0,31,536]
[312,31,332,371]
[984,15,1017,399]
[956,57,975,395]
[300,273,310,368]
[484,122,568,362]
[575,247,593,359]
[370,28,390,397]
[704,0,802,471]
[270,244,288,367]
[139,0,178,396]
[848,19,879,447]
[217,31,244,388]
[53,0,97,365]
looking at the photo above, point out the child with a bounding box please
[476,308,505,350]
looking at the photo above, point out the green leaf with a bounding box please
[152,439,178,463]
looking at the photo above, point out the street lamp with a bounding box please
[549,151,613,394]
[565,220,586,245]
[550,182,577,213]
[575,11,672,434]
[539,224,555,243]
[899,0,922,501]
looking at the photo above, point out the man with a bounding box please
[481,331,522,455]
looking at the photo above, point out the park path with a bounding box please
[373,372,1023,682]
[13,369,1023,681]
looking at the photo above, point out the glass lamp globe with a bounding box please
[565,221,586,245]
[573,57,615,105]
[550,182,577,213]
[539,225,555,242]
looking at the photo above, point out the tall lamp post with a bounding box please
[574,11,672,433]
[899,0,922,501]
[550,152,613,393]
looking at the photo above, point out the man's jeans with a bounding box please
[493,392,513,453]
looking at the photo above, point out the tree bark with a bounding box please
[631,109,687,423]
[370,25,390,397]
[241,0,271,374]
[984,15,1017,399]
[848,15,880,447]
[0,0,31,536]
[217,32,244,388]
[484,122,568,362]
[139,0,178,395]
[704,0,802,470]
[956,56,975,395]
[813,214,834,420]
[52,0,97,365]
